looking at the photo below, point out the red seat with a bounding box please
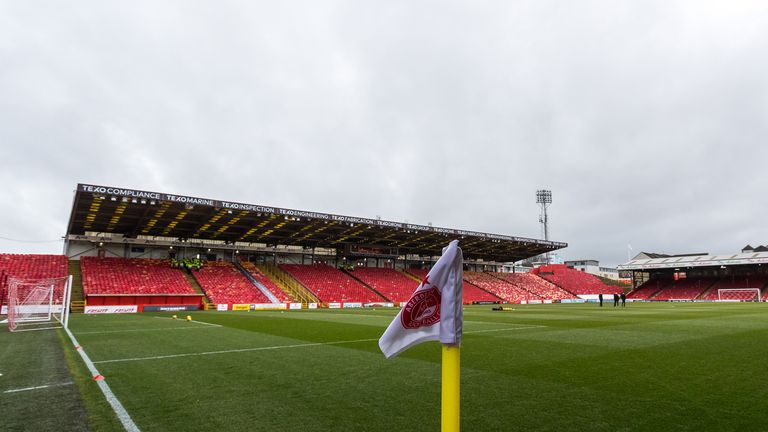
[280,264,384,303]
[193,261,270,305]
[533,265,622,295]
[81,256,195,295]
[407,269,501,304]
[239,260,293,302]
[0,254,68,304]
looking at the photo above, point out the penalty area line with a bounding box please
[76,326,221,335]
[152,317,222,327]
[3,381,73,394]
[65,327,141,432]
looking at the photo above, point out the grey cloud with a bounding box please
[2,1,768,265]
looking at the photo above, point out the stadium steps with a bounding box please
[68,260,85,304]
[635,286,664,300]
[341,270,392,302]
[696,284,716,300]
[401,270,422,283]
[70,300,85,313]
[487,273,540,298]
[532,274,580,298]
[182,271,214,305]
[258,264,320,304]
[233,261,280,303]
[695,278,731,301]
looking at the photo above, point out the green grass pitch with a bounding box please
[2,302,768,431]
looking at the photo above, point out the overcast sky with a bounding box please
[2,1,768,266]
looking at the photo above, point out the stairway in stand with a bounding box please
[341,269,391,302]
[258,264,320,304]
[401,270,422,283]
[182,270,214,309]
[68,260,85,313]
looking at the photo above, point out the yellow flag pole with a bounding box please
[441,344,460,432]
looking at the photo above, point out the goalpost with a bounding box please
[6,276,72,332]
[717,288,761,302]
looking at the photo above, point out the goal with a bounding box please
[6,276,72,332]
[717,288,761,302]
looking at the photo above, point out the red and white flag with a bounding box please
[379,240,463,358]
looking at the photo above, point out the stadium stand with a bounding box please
[626,280,665,300]
[493,272,577,300]
[193,261,270,305]
[650,278,713,301]
[406,268,501,304]
[347,267,417,303]
[280,264,385,303]
[699,275,768,301]
[533,264,622,295]
[81,256,195,295]
[1,254,69,304]
[463,271,540,303]
[239,260,293,302]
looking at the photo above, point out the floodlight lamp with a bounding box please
[536,190,552,204]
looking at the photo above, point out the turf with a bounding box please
[0,327,90,431]
[4,302,768,431]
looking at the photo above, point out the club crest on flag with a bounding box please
[401,286,441,329]
[379,240,463,359]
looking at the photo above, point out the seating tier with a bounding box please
[0,254,68,303]
[280,264,384,303]
[240,260,293,302]
[193,261,270,305]
[81,256,195,295]
[407,269,500,304]
[494,272,577,300]
[463,272,540,303]
[534,265,623,295]
[348,268,417,302]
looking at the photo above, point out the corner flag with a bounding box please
[379,239,463,358]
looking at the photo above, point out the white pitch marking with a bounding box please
[93,338,381,364]
[11,326,62,332]
[465,325,547,334]
[152,317,222,327]
[93,324,546,365]
[65,327,141,432]
[76,326,220,335]
[3,381,73,394]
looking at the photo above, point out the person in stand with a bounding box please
[598,293,603,307]
[621,292,626,307]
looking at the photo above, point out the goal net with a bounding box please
[6,276,72,332]
[717,288,761,302]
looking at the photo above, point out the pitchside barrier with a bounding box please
[78,301,398,314]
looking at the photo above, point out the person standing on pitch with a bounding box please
[621,292,626,307]
[613,293,619,307]
[599,293,603,307]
